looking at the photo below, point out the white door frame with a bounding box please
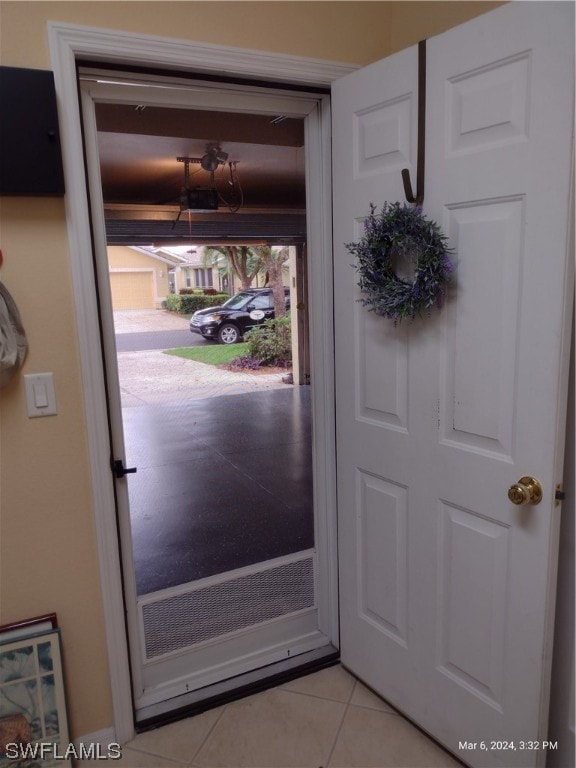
[48,21,356,743]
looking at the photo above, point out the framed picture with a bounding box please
[0,625,71,767]
[0,614,57,644]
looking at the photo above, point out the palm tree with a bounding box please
[202,245,263,291]
[253,246,290,317]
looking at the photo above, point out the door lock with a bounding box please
[508,476,542,506]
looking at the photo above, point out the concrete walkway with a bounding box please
[114,310,290,406]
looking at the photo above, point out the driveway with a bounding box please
[114,309,193,334]
[114,310,290,406]
[113,309,203,351]
[115,328,200,352]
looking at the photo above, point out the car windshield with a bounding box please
[222,292,259,310]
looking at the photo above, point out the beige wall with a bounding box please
[0,1,502,70]
[0,0,503,739]
[387,1,505,54]
[0,198,113,736]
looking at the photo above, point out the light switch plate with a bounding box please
[24,373,57,417]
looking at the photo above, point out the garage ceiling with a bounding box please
[95,103,307,245]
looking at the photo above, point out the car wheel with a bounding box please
[218,323,241,344]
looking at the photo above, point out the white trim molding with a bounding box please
[48,22,357,86]
[73,728,117,752]
[48,21,354,744]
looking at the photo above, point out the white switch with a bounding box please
[24,373,57,417]
[34,381,49,408]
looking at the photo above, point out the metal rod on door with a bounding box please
[401,39,426,205]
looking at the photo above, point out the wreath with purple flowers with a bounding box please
[347,202,454,324]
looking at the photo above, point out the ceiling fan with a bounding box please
[172,144,242,228]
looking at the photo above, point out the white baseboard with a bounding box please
[73,727,117,748]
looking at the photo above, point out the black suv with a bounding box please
[190,287,290,344]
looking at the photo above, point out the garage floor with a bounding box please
[123,387,314,595]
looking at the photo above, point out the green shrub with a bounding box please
[186,293,227,313]
[164,293,228,314]
[179,288,219,296]
[164,293,184,312]
[244,315,292,365]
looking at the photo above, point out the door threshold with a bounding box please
[136,644,339,731]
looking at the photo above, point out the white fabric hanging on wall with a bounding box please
[0,282,27,388]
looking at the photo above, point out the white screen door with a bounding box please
[333,3,574,767]
[78,78,338,721]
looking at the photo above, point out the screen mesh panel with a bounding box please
[141,557,315,659]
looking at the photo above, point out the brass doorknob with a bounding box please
[508,476,543,506]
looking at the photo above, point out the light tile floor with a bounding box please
[89,665,462,767]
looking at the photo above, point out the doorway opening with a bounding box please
[81,74,336,723]
[106,245,312,598]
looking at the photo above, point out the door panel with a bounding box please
[436,503,509,705]
[334,4,574,766]
[357,308,409,429]
[442,198,523,456]
[358,471,408,645]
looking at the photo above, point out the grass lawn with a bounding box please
[164,343,249,366]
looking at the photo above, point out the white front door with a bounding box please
[333,4,574,767]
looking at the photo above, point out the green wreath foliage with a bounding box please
[346,202,454,323]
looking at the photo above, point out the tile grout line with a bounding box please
[281,680,400,716]
[321,678,359,768]
[119,743,189,766]
[277,686,350,707]
[187,701,230,767]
